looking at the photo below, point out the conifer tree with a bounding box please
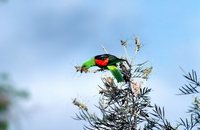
[177,70,200,129]
[73,37,175,130]
[0,74,28,130]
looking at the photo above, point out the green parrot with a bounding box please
[81,54,125,82]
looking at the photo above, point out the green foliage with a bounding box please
[177,70,200,129]
[0,73,28,130]
[179,70,200,95]
[74,61,154,130]
[0,121,8,130]
[144,105,174,130]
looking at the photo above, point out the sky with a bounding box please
[0,0,200,129]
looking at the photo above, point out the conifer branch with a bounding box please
[179,70,200,95]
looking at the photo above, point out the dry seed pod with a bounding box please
[142,66,153,80]
[131,81,141,96]
[73,98,88,111]
[135,36,141,52]
[194,97,200,108]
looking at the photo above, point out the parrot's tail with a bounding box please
[107,65,124,82]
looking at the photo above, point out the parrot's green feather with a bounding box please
[107,65,124,82]
[82,58,96,69]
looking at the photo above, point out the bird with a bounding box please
[80,54,125,82]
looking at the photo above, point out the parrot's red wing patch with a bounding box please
[95,58,109,67]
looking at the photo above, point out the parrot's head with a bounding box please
[81,58,95,73]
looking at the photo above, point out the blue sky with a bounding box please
[0,0,200,129]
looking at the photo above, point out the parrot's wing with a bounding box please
[107,65,124,82]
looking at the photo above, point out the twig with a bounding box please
[121,40,130,62]
[101,45,108,54]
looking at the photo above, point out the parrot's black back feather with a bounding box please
[95,54,125,65]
